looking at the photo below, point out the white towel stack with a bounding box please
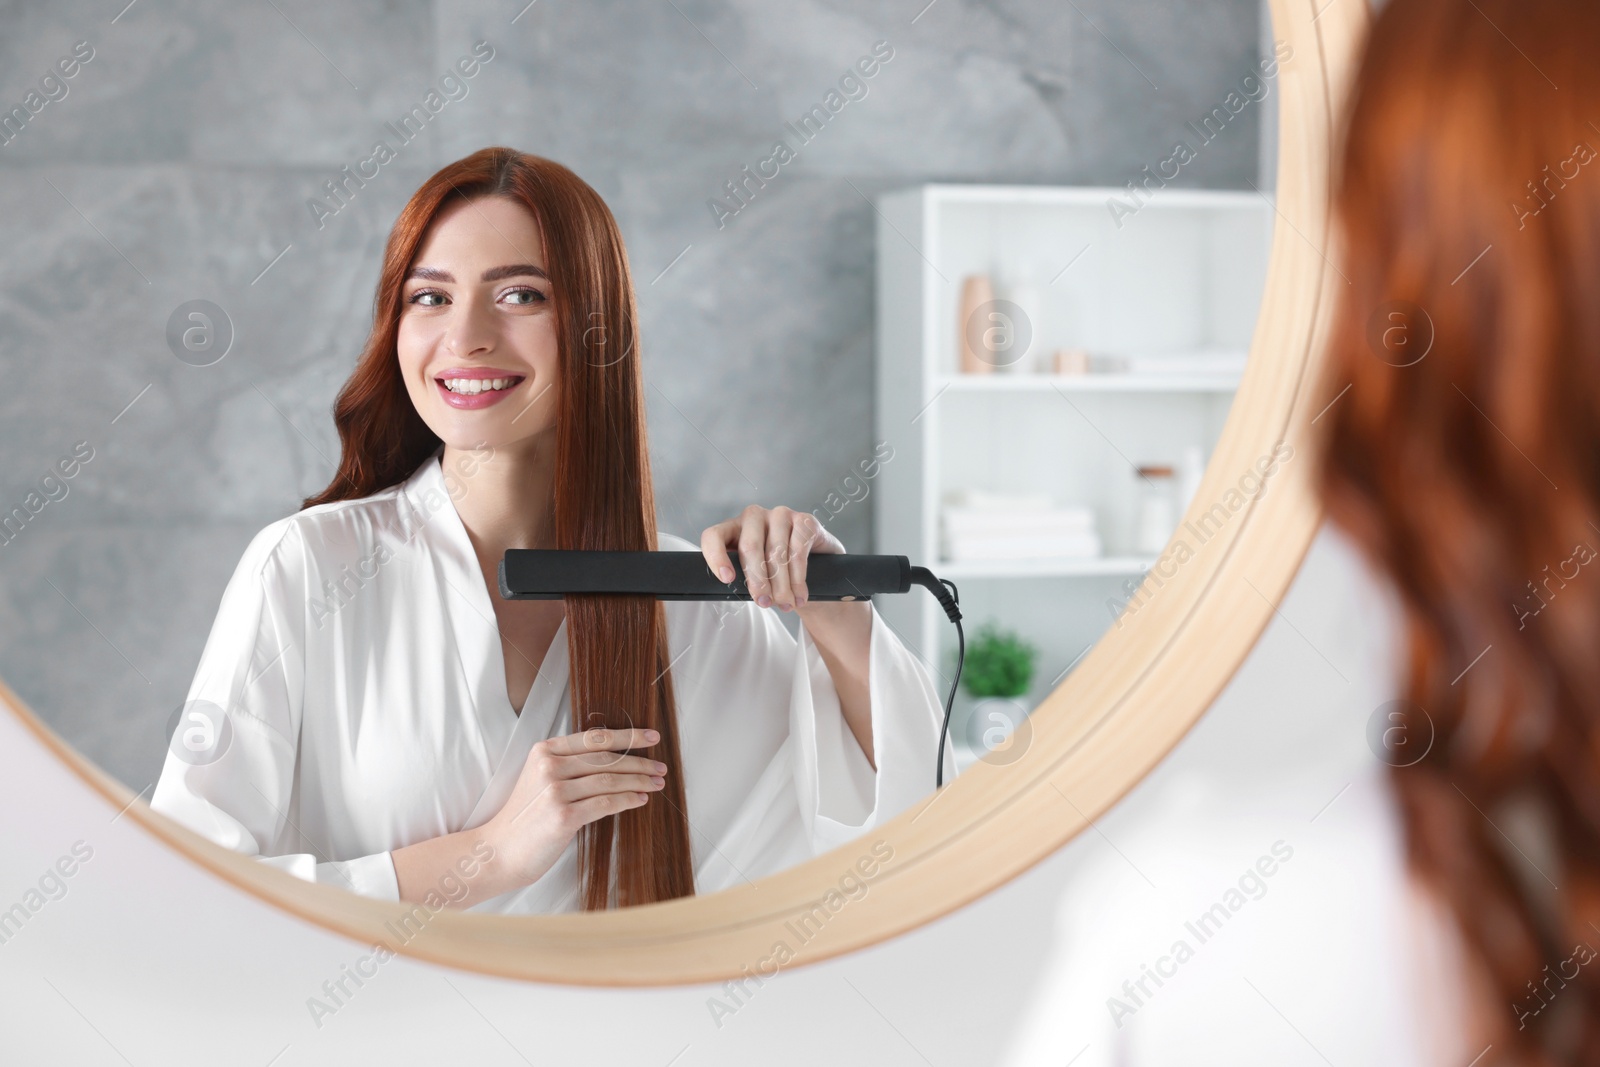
[941,490,1102,561]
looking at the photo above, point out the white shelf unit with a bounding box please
[871,184,1272,758]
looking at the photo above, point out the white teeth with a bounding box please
[441,377,518,395]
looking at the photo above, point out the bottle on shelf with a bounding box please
[996,260,1048,374]
[1134,465,1178,555]
[957,274,996,375]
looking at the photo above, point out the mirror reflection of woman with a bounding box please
[151,147,953,912]
[1317,0,1600,1060]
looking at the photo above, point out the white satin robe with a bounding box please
[150,446,954,912]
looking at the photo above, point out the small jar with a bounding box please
[1052,347,1090,375]
[1134,465,1177,555]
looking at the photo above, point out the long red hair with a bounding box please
[302,147,694,909]
[1316,0,1600,1058]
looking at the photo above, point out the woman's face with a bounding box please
[396,195,559,453]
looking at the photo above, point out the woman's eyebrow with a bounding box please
[403,264,548,283]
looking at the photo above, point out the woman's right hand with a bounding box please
[482,726,668,888]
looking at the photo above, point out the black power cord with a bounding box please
[909,566,963,789]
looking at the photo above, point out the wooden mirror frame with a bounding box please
[2,0,1367,986]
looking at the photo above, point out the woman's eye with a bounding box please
[405,286,543,308]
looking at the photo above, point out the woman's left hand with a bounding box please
[701,505,843,612]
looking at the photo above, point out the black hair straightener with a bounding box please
[499,550,966,788]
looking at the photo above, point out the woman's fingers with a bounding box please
[737,506,773,606]
[739,505,799,609]
[503,735,664,828]
[700,520,740,585]
[541,727,656,758]
[566,752,667,778]
[701,506,840,611]
[534,731,667,781]
[557,770,666,803]
[764,508,797,610]
[566,790,651,829]
[788,512,818,607]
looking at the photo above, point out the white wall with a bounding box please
[1002,524,1426,1065]
[0,521,1427,1066]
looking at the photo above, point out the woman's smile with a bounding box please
[433,368,527,410]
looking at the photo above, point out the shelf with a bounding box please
[934,556,1154,579]
[873,182,1271,671]
[933,373,1240,394]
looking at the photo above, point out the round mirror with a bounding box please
[0,0,1362,982]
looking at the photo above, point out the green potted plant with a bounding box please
[957,621,1038,754]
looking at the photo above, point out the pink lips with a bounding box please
[434,370,526,410]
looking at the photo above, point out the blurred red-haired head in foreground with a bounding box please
[1317,0,1600,1060]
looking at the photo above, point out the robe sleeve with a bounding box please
[149,518,400,901]
[785,602,957,854]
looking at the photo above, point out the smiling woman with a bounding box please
[147,146,953,916]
